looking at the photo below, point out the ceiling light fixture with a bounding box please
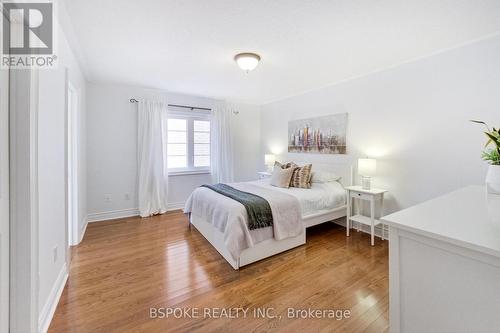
[234,52,261,73]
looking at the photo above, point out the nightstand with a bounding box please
[345,185,388,246]
[257,171,272,180]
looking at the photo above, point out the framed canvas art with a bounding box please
[288,113,347,154]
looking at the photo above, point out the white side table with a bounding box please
[257,171,272,180]
[345,185,388,246]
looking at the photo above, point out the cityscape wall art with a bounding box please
[288,113,347,154]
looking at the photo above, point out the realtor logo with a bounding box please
[1,1,57,68]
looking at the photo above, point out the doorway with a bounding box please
[67,82,79,246]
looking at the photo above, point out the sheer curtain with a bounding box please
[211,101,234,183]
[137,99,169,217]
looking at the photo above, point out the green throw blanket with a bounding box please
[201,183,273,230]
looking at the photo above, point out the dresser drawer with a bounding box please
[350,191,372,200]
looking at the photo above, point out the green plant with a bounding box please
[471,120,500,165]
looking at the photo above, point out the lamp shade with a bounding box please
[358,158,377,177]
[265,154,276,166]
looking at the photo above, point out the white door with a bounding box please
[0,66,10,332]
[67,83,79,246]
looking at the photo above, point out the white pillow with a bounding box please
[270,167,295,188]
[311,171,341,183]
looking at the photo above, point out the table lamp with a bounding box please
[265,154,276,172]
[358,158,377,190]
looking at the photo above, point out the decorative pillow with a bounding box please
[274,161,312,188]
[290,164,313,189]
[274,161,298,185]
[311,171,341,183]
[274,161,297,170]
[270,166,295,188]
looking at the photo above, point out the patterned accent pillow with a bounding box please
[274,161,312,188]
[290,164,312,189]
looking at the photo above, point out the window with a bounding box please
[167,118,188,168]
[166,113,211,174]
[193,120,211,167]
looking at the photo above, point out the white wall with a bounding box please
[37,13,87,331]
[230,103,262,181]
[261,35,500,214]
[86,83,261,219]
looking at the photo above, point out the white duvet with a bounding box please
[253,179,346,217]
[184,179,346,260]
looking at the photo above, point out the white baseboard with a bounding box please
[78,217,88,244]
[87,203,185,223]
[39,263,68,333]
[87,208,140,223]
[167,201,185,211]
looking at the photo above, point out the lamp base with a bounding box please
[361,176,372,190]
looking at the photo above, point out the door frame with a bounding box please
[5,7,41,333]
[1,8,10,332]
[0,56,10,333]
[9,68,39,333]
[66,79,79,247]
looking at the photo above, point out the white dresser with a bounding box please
[382,186,500,333]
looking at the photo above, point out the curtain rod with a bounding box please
[129,98,212,111]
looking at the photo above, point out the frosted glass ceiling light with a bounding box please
[234,52,261,72]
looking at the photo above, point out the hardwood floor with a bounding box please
[49,211,389,333]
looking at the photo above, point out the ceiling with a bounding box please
[65,0,500,104]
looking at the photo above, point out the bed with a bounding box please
[184,163,353,269]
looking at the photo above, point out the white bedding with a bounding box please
[184,180,346,260]
[252,179,346,217]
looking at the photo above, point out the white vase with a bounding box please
[486,165,500,194]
